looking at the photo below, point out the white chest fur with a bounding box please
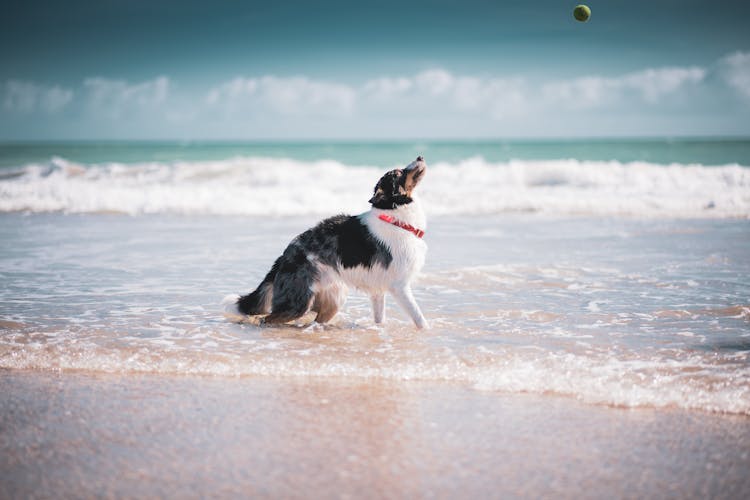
[338,199,428,293]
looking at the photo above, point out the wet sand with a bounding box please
[1,370,748,499]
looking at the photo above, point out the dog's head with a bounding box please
[368,156,427,209]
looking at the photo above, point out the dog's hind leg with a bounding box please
[263,289,314,324]
[312,284,347,323]
[262,254,317,325]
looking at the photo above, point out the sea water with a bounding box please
[1,140,748,415]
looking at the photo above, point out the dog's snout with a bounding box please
[405,156,427,174]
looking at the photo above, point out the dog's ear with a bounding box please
[368,186,387,205]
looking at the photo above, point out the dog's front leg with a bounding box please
[371,293,386,324]
[389,283,429,330]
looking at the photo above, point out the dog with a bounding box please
[223,156,429,329]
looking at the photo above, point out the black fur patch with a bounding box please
[337,216,393,269]
[292,214,392,270]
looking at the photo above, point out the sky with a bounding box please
[1,0,749,140]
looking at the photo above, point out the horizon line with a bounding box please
[2,135,750,145]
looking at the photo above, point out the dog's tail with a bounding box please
[223,259,280,320]
[221,293,245,321]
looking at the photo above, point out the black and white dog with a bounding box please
[223,156,429,329]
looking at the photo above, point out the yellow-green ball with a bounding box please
[573,4,591,22]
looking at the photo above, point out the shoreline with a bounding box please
[2,370,749,498]
[2,363,749,418]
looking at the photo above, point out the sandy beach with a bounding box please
[2,369,749,498]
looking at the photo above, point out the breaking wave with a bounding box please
[0,156,749,217]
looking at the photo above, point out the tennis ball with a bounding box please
[573,5,591,22]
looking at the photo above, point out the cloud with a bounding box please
[0,58,726,123]
[206,76,356,116]
[2,50,749,139]
[206,77,257,105]
[361,71,528,119]
[542,66,706,108]
[2,80,73,114]
[358,64,705,119]
[192,58,750,137]
[206,70,527,120]
[83,76,169,118]
[719,51,750,100]
[361,77,413,101]
[414,69,454,96]
[623,67,706,102]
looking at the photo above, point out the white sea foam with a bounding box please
[1,335,748,415]
[0,156,748,217]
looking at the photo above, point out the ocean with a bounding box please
[1,139,749,416]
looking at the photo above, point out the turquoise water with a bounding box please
[2,138,750,168]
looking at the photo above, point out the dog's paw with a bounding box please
[415,318,430,330]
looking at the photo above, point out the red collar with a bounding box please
[378,214,425,239]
